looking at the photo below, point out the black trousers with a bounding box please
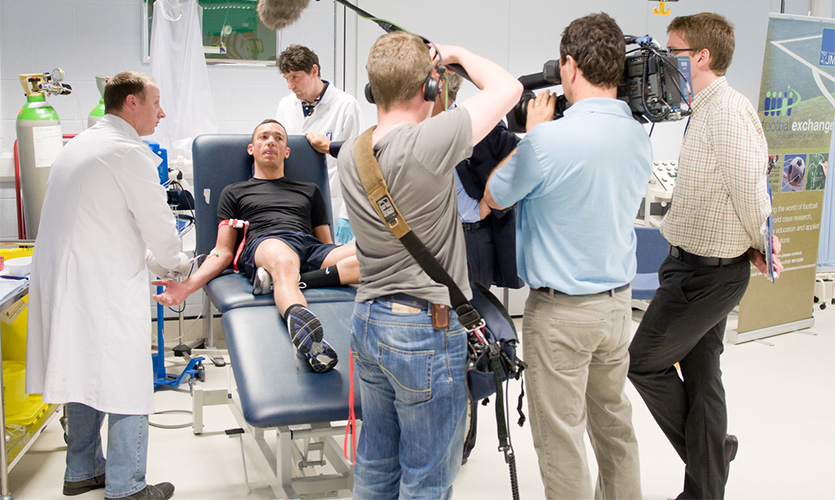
[463,223,495,288]
[629,255,750,499]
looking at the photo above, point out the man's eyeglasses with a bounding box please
[668,48,697,53]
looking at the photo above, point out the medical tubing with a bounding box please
[13,140,26,238]
[343,348,357,464]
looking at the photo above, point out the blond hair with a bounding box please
[366,31,433,110]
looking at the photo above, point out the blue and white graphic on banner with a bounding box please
[820,28,835,66]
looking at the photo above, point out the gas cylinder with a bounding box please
[87,75,110,128]
[15,69,70,239]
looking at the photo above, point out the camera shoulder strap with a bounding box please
[352,127,481,329]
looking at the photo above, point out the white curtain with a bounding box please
[149,0,217,157]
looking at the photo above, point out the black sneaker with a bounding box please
[285,305,324,354]
[63,473,105,496]
[305,339,339,373]
[105,482,174,500]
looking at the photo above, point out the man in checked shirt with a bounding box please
[628,13,783,500]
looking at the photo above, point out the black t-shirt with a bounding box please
[217,177,329,241]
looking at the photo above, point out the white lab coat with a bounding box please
[25,114,185,415]
[276,83,361,220]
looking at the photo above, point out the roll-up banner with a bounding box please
[734,13,833,343]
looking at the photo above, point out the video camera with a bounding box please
[506,35,691,133]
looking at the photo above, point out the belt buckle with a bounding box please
[670,245,681,259]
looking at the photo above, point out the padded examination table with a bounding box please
[222,293,360,427]
[191,134,361,498]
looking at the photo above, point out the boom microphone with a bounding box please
[256,0,311,31]
[258,0,399,34]
[257,0,472,81]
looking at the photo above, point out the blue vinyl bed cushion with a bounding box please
[632,225,669,301]
[223,301,361,428]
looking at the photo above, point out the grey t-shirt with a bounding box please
[338,107,474,305]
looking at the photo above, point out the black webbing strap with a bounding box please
[491,344,519,500]
[490,345,510,452]
[399,232,481,328]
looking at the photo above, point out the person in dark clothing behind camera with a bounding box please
[430,71,524,462]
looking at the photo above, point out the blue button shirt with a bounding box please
[488,98,652,295]
[455,169,481,223]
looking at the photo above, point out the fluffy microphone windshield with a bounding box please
[257,0,311,31]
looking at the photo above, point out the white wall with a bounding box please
[0,0,330,238]
[0,0,824,239]
[0,0,316,154]
[345,0,781,161]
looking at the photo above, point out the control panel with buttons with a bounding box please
[652,160,678,191]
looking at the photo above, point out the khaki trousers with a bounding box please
[523,287,641,500]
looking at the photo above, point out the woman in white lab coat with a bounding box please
[26,72,186,500]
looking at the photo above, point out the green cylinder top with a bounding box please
[18,94,59,122]
[89,98,105,118]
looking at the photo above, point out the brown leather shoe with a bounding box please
[63,473,105,496]
[105,482,175,500]
[724,434,739,483]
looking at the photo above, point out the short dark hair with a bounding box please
[277,45,320,75]
[668,13,734,76]
[104,71,154,113]
[559,13,625,88]
[251,118,286,143]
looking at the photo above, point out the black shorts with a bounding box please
[239,230,337,281]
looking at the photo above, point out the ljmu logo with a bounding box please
[763,87,801,117]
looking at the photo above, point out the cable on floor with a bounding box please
[150,409,193,430]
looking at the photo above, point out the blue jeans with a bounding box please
[351,297,469,500]
[65,403,149,498]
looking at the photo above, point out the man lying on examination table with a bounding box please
[153,119,360,373]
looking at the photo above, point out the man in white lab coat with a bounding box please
[26,71,188,500]
[276,44,361,244]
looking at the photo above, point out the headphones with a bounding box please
[365,73,441,104]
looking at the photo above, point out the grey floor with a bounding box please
[7,300,835,500]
